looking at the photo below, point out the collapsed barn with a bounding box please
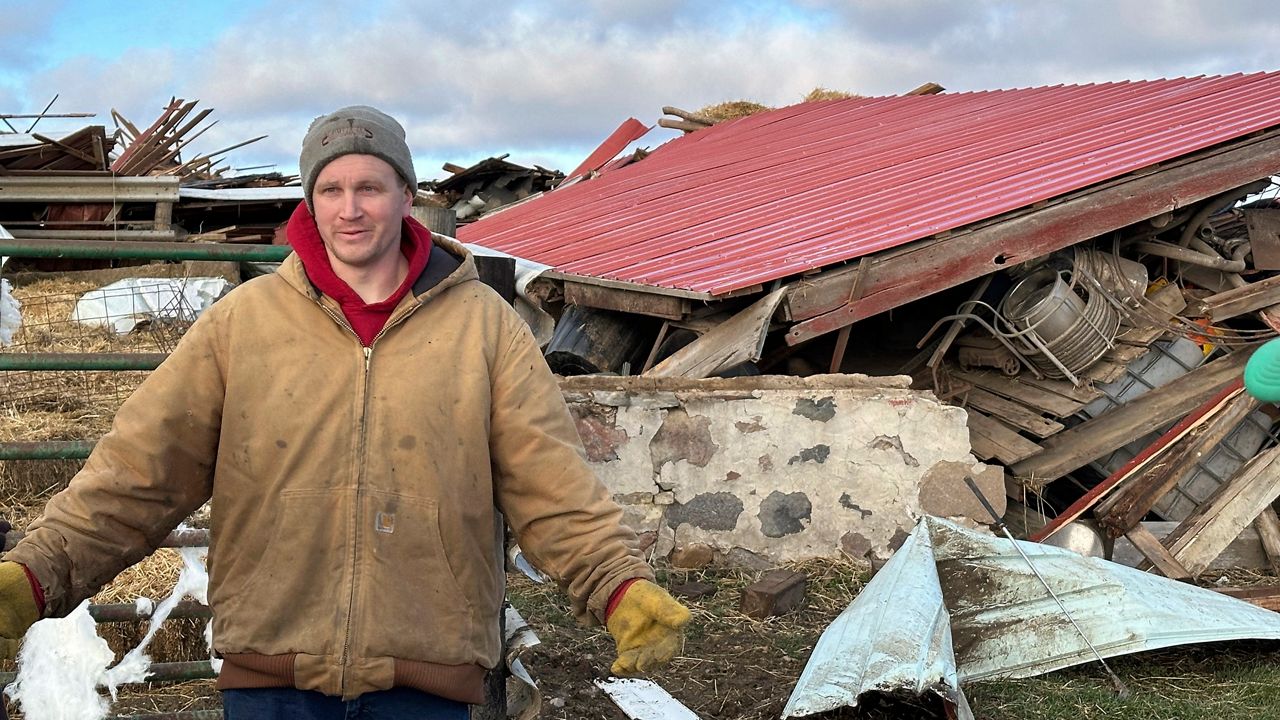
[4,72,1280,717]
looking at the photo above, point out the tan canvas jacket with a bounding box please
[6,235,652,701]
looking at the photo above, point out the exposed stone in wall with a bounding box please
[568,403,629,462]
[650,407,719,470]
[759,491,812,537]
[560,374,1000,565]
[665,491,743,531]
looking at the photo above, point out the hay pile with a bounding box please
[802,86,862,102]
[0,274,209,671]
[697,100,773,122]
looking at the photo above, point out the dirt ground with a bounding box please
[3,559,1280,719]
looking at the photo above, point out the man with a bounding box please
[0,106,690,718]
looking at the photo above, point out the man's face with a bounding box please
[311,154,413,273]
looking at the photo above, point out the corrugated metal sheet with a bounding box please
[783,516,1280,718]
[459,73,1280,297]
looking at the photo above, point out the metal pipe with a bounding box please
[1131,239,1246,272]
[0,238,289,263]
[0,175,179,203]
[3,527,209,551]
[0,440,95,460]
[0,353,167,371]
[89,600,210,623]
[0,660,216,686]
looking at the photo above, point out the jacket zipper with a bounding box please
[316,299,421,696]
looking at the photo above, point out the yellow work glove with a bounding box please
[605,579,691,675]
[0,561,41,660]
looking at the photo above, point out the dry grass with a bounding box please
[696,100,773,122]
[803,86,862,102]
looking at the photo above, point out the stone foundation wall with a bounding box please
[560,374,1003,566]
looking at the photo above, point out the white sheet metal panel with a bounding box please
[594,678,700,720]
[178,186,304,202]
[782,519,972,718]
[785,516,1280,717]
[0,130,77,148]
[929,516,1280,680]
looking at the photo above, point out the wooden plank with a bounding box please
[739,569,807,619]
[1102,343,1152,364]
[963,387,1065,438]
[1116,325,1166,346]
[564,281,690,320]
[952,370,1084,416]
[1010,349,1252,484]
[1213,586,1280,612]
[5,228,176,241]
[1094,386,1255,536]
[1112,521,1269,570]
[646,288,785,378]
[1254,507,1280,575]
[1162,444,1280,577]
[1016,375,1103,403]
[1186,273,1280,322]
[967,410,1043,465]
[1083,359,1127,384]
[1123,524,1192,579]
[785,129,1280,344]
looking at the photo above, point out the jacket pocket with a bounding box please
[213,488,349,655]
[357,490,475,663]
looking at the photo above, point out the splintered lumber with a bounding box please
[646,288,785,378]
[1029,384,1237,542]
[966,410,1043,465]
[1186,273,1280,322]
[1159,444,1280,577]
[1094,385,1256,537]
[1011,349,1252,485]
[1254,507,1280,575]
[951,370,1086,417]
[1111,522,1270,570]
[963,387,1064,438]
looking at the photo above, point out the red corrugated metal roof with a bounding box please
[459,73,1280,297]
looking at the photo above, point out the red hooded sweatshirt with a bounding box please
[285,202,431,346]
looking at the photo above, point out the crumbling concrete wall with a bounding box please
[560,374,1002,566]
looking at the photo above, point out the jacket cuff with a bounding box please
[19,563,45,616]
[605,578,642,620]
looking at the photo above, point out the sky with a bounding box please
[1,0,1278,183]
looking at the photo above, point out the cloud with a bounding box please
[7,0,1278,180]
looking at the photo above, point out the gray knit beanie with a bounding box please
[299,105,417,210]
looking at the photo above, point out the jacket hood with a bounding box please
[278,203,478,305]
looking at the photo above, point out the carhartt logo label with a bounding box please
[321,124,374,146]
[375,512,395,534]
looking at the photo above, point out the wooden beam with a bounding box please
[1213,586,1280,612]
[785,129,1280,344]
[563,281,690,320]
[1094,387,1256,537]
[1161,444,1280,577]
[1112,521,1270,570]
[1185,273,1280,322]
[1254,507,1280,575]
[1123,524,1192,580]
[1011,350,1252,485]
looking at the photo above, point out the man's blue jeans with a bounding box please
[221,687,469,719]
